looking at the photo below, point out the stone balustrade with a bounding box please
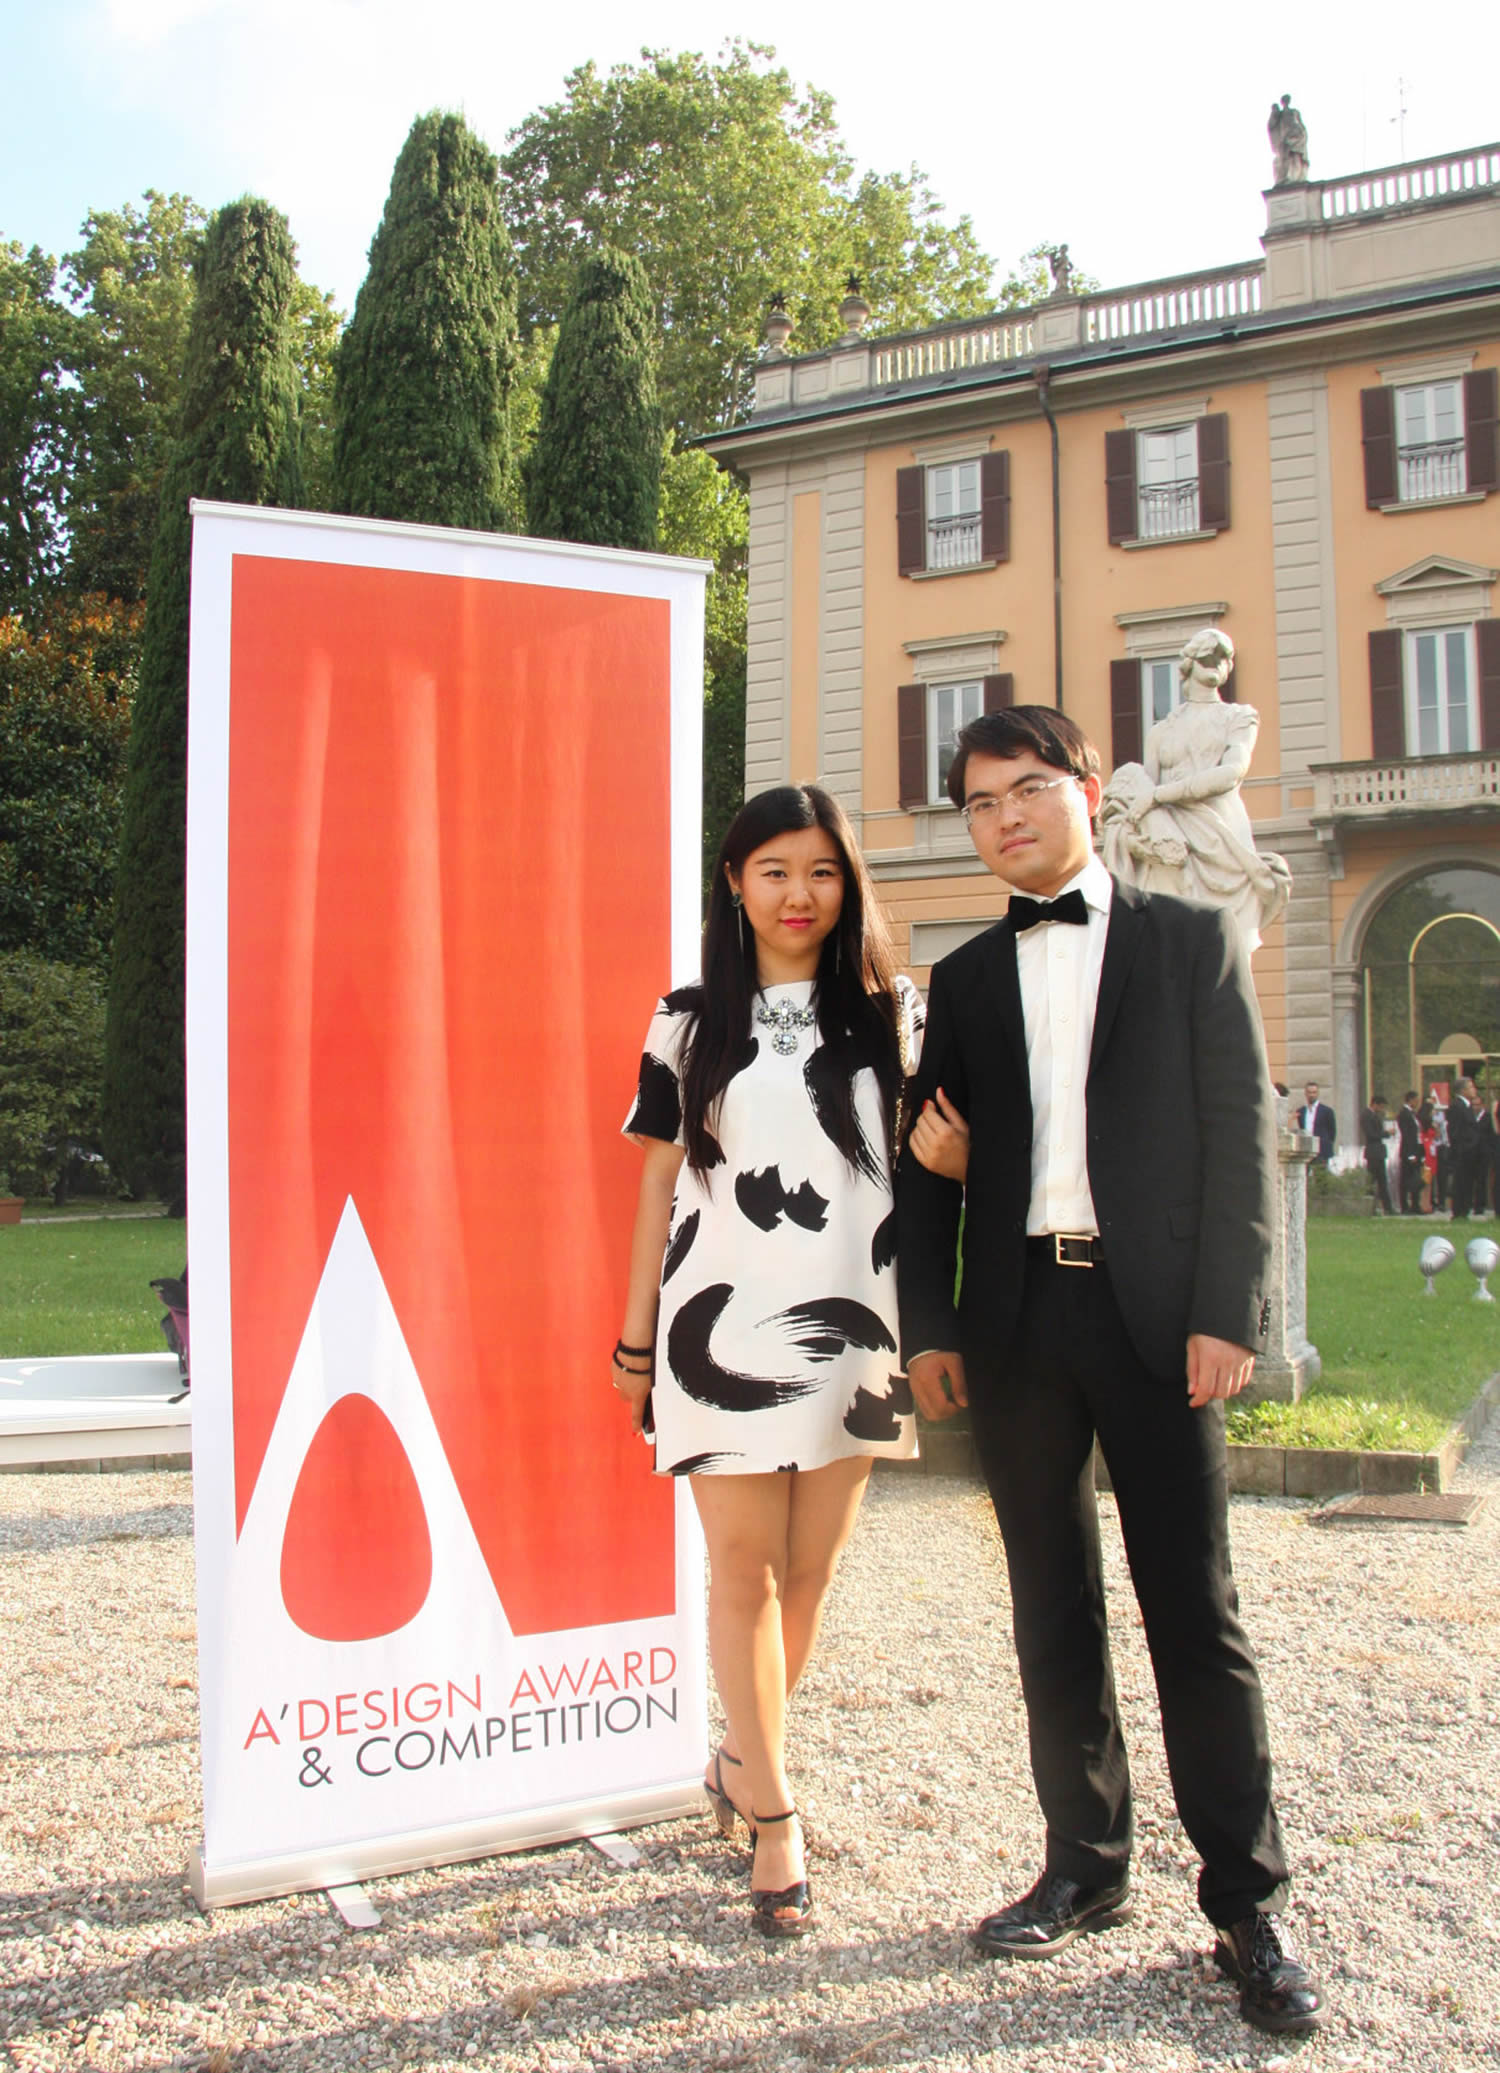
[1312,752,1500,821]
[1319,143,1500,222]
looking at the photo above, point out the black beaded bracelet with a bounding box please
[614,1338,652,1361]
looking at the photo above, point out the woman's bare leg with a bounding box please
[780,1457,874,1695]
[691,1473,800,1890]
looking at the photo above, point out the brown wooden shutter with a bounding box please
[982,672,1014,712]
[1361,386,1397,507]
[898,682,928,806]
[1478,621,1500,751]
[1465,367,1499,494]
[1197,412,1231,531]
[1110,658,1142,768]
[1368,628,1405,759]
[1105,430,1137,543]
[896,466,925,575]
[979,450,1011,562]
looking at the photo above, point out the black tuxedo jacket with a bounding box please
[897,878,1276,1383]
[1446,1096,1477,1155]
[1396,1106,1422,1158]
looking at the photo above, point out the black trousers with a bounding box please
[1365,1148,1392,1213]
[967,1251,1289,1929]
[1400,1155,1424,1214]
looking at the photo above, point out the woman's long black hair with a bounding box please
[679,785,904,1177]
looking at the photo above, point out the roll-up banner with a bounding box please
[184,503,711,1907]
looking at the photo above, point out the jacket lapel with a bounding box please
[1089,876,1147,1076]
[977,918,1029,1085]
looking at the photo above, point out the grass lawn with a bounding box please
[0,1215,186,1357]
[1227,1215,1500,1452]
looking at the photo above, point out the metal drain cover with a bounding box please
[1314,1492,1486,1527]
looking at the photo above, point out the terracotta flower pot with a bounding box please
[0,1197,24,1226]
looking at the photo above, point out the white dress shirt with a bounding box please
[1016,854,1113,1236]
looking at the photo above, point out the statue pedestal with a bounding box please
[1242,1123,1320,1404]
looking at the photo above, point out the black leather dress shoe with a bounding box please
[1214,1913,1324,2034]
[972,1870,1132,1959]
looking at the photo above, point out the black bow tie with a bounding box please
[1009,890,1089,931]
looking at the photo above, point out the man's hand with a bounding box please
[1186,1333,1255,1407]
[908,1350,968,1421]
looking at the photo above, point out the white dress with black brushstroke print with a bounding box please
[622,977,924,1477]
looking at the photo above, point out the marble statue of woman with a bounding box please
[1097,628,1291,954]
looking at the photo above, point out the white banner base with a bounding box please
[188,1776,704,1909]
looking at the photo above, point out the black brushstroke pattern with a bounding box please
[734,1164,829,1233]
[662,983,703,1015]
[870,1208,897,1272]
[886,1370,915,1416]
[843,1386,902,1444]
[625,1052,680,1143]
[729,1033,759,1081]
[776,1462,798,1474]
[802,1045,884,1184]
[668,1450,742,1476]
[667,1284,821,1412]
[661,1210,700,1285]
[766,1298,897,1363]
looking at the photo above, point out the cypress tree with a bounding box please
[102,199,302,1210]
[332,112,515,528]
[524,247,661,551]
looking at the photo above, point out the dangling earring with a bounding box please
[731,888,745,952]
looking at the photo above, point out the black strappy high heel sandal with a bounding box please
[703,1745,748,1839]
[750,1808,815,1938]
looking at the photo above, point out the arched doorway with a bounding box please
[1362,866,1500,1100]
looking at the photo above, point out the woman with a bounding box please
[613,784,959,1937]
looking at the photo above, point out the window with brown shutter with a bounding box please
[1110,658,1143,767]
[982,673,1014,712]
[980,451,1011,563]
[897,682,927,806]
[1198,413,1231,532]
[1368,628,1404,758]
[1479,621,1500,751]
[1105,430,1137,544]
[1361,387,1397,507]
[896,468,925,576]
[1465,368,1499,495]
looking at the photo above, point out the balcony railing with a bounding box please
[872,319,1035,387]
[1083,263,1263,344]
[1320,143,1500,220]
[1397,439,1467,501]
[1312,752,1500,822]
[1138,479,1201,540]
[926,512,983,569]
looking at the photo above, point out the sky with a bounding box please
[4,0,1499,320]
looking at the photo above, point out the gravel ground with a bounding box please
[3,1425,1499,2073]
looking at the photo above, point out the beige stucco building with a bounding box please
[705,140,1500,1143]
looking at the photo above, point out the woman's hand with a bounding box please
[611,1353,653,1436]
[910,1086,970,1182]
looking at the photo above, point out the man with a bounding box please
[899,707,1322,2038]
[1296,1082,1335,1164]
[1396,1091,1424,1215]
[1447,1078,1478,1221]
[1359,1095,1392,1214]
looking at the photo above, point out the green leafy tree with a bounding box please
[0,243,80,617]
[525,247,661,550]
[0,951,108,1201]
[61,192,207,604]
[103,198,304,1211]
[0,596,140,967]
[501,42,994,436]
[996,242,1101,309]
[293,278,344,513]
[333,112,516,528]
[658,445,747,883]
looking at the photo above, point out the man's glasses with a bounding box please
[961,774,1077,830]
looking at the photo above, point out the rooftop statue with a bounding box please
[1097,628,1292,954]
[1268,95,1310,185]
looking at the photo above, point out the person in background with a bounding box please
[1474,1095,1495,1216]
[1359,1095,1392,1214]
[1396,1091,1424,1215]
[1448,1079,1479,1222]
[1297,1082,1335,1164]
